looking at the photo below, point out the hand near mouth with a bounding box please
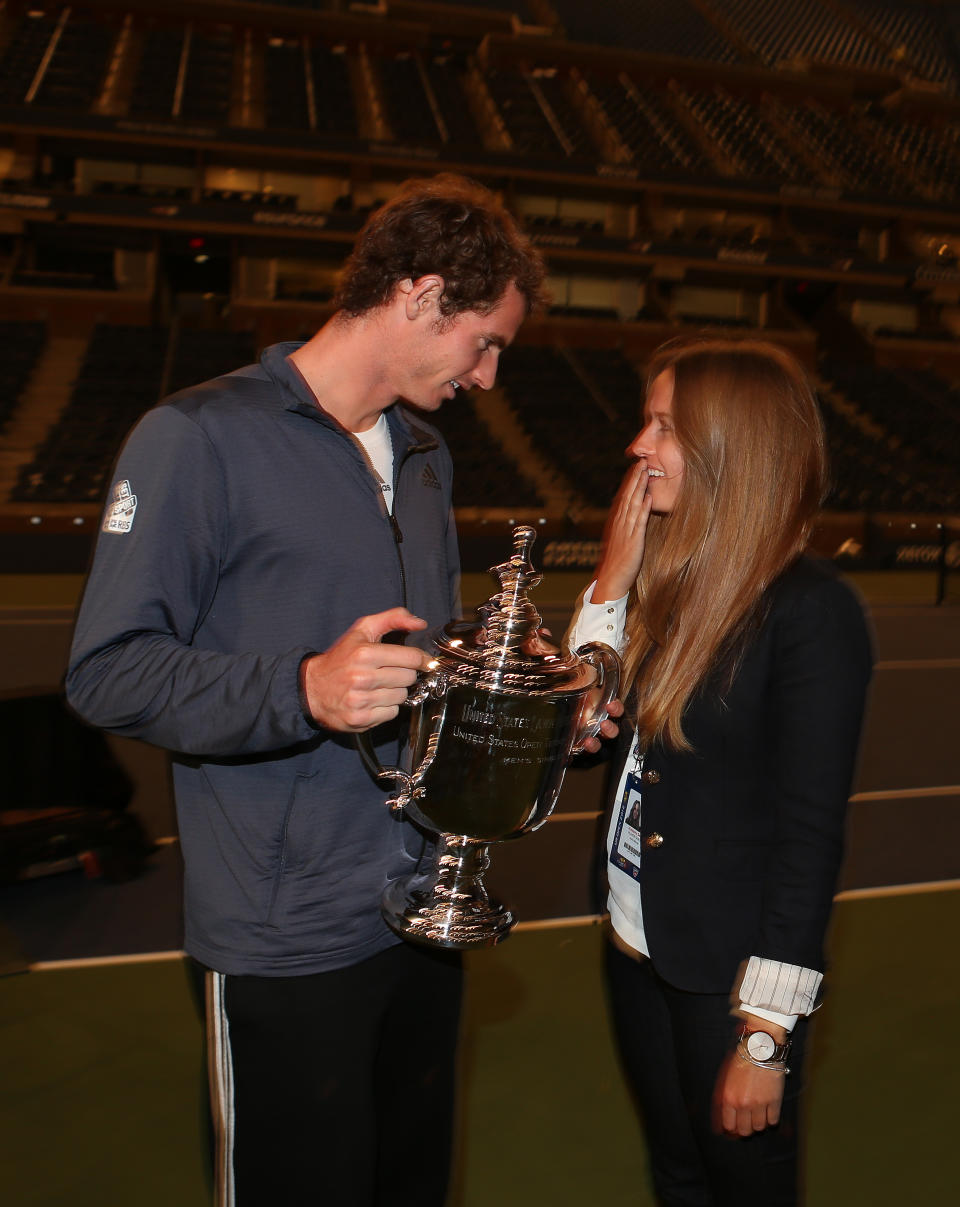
[593,460,654,603]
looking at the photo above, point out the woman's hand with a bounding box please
[711,1045,787,1137]
[594,462,654,604]
[577,696,623,754]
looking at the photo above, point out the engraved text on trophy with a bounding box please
[406,685,586,840]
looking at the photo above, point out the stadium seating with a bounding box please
[31,11,115,112]
[378,52,444,146]
[0,321,46,434]
[0,10,60,106]
[127,26,184,120]
[497,347,640,509]
[553,0,737,62]
[428,393,544,509]
[422,49,486,151]
[589,75,711,175]
[0,0,957,523]
[709,0,889,71]
[12,325,168,504]
[820,359,960,512]
[848,0,960,93]
[179,29,235,125]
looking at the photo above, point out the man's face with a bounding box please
[402,282,527,411]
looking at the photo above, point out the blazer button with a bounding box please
[644,832,664,849]
[642,769,661,784]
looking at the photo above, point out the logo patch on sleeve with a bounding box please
[102,479,138,533]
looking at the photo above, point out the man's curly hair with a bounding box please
[334,174,547,322]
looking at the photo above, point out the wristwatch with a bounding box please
[735,1025,792,1072]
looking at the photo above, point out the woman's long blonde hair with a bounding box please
[621,337,827,751]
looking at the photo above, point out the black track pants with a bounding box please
[205,942,463,1207]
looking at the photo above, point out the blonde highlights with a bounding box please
[622,338,827,751]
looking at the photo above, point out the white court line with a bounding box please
[834,878,960,902]
[515,914,601,933]
[31,949,185,971]
[551,784,960,819]
[26,887,960,969]
[850,785,959,801]
[875,658,960,670]
[508,881,960,933]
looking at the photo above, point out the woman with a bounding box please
[568,337,872,1206]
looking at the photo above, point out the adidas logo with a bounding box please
[421,464,441,490]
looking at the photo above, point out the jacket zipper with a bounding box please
[346,430,406,606]
[389,512,407,606]
[348,422,435,612]
[389,437,436,610]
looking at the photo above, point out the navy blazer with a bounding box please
[610,554,873,995]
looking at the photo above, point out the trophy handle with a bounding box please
[571,642,621,755]
[354,674,447,817]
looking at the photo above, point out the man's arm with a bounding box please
[67,406,428,756]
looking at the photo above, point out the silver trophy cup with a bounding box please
[358,525,620,949]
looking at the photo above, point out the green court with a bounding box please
[2,564,956,1204]
[2,887,956,1206]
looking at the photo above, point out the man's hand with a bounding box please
[303,607,430,732]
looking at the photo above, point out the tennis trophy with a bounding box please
[358,525,620,949]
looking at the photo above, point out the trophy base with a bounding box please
[381,835,514,950]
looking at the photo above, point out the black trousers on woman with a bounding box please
[202,942,463,1207]
[605,942,808,1207]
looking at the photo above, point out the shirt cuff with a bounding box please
[298,652,323,732]
[738,1004,800,1032]
[737,956,823,1022]
[568,580,628,654]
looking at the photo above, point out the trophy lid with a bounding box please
[430,525,596,695]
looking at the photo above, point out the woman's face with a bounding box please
[629,369,685,514]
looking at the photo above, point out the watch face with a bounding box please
[746,1031,777,1061]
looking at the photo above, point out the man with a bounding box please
[66,173,546,1207]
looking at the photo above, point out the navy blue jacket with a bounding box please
[66,343,460,975]
[613,555,873,994]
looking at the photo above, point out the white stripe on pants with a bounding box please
[206,970,235,1207]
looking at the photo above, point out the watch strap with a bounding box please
[735,1025,792,1073]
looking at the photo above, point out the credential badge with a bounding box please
[102,479,138,534]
